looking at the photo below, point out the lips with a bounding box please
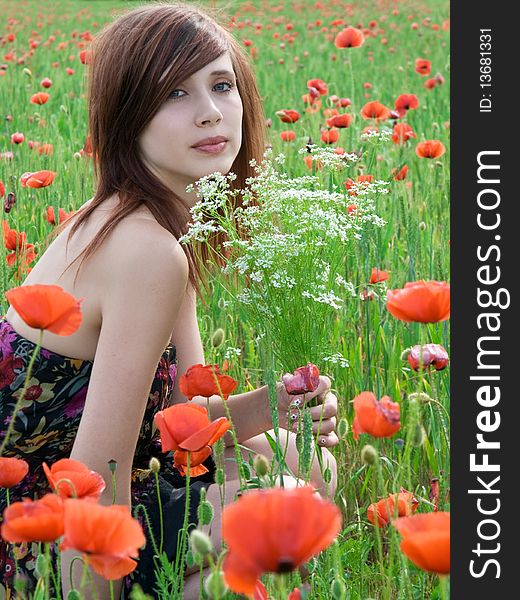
[191,136,228,148]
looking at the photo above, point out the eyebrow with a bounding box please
[209,70,236,78]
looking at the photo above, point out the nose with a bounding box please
[195,95,223,128]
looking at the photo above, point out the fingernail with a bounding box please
[320,438,326,445]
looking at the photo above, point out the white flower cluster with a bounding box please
[297,144,360,170]
[224,346,242,360]
[180,151,387,345]
[359,127,393,142]
[322,353,350,368]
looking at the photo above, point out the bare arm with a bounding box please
[60,224,189,599]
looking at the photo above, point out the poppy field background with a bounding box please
[0,0,450,598]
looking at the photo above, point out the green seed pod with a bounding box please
[198,498,215,526]
[66,591,82,600]
[215,467,225,486]
[419,221,426,231]
[337,417,349,439]
[361,444,378,465]
[331,577,347,600]
[217,297,227,310]
[211,328,225,348]
[148,457,161,474]
[185,549,196,568]
[35,553,49,578]
[204,571,228,599]
[190,529,214,557]
[253,454,269,477]
[108,459,117,474]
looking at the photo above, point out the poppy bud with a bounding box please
[215,467,225,486]
[35,553,49,578]
[361,444,378,465]
[419,221,426,230]
[211,328,225,348]
[197,498,214,526]
[190,529,214,557]
[67,591,81,600]
[204,571,228,599]
[149,457,161,474]
[331,577,347,599]
[23,67,32,77]
[411,424,426,447]
[337,417,349,439]
[253,453,270,477]
[408,392,433,405]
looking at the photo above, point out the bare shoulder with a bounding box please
[99,218,189,293]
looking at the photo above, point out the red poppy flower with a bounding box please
[276,109,300,123]
[321,129,339,144]
[40,77,52,88]
[394,94,419,112]
[60,499,145,579]
[222,486,342,595]
[416,140,445,159]
[334,27,365,48]
[386,281,450,323]
[369,268,389,284]
[43,459,106,501]
[46,206,73,226]
[367,490,419,527]
[415,59,432,76]
[79,49,92,64]
[179,363,238,401]
[392,165,408,180]
[6,284,83,335]
[352,392,400,440]
[391,123,416,145]
[282,363,320,395]
[407,344,449,371]
[30,92,50,105]
[37,143,53,156]
[10,132,24,144]
[360,101,391,122]
[0,180,4,199]
[280,131,296,142]
[1,493,64,543]
[326,114,353,128]
[154,403,231,476]
[392,512,450,575]
[0,457,29,488]
[19,170,56,188]
[306,78,328,96]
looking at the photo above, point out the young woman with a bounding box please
[0,3,338,598]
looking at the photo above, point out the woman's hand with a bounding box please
[276,376,339,449]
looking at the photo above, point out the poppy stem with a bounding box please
[154,470,164,556]
[109,580,114,600]
[0,329,42,456]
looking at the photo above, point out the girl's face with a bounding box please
[138,52,243,206]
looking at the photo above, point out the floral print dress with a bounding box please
[0,316,215,599]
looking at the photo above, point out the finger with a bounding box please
[310,398,337,421]
[312,417,336,435]
[317,432,339,448]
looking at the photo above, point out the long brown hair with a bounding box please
[51,1,266,299]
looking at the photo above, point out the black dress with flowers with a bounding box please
[0,316,215,598]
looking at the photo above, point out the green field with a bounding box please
[0,1,450,598]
